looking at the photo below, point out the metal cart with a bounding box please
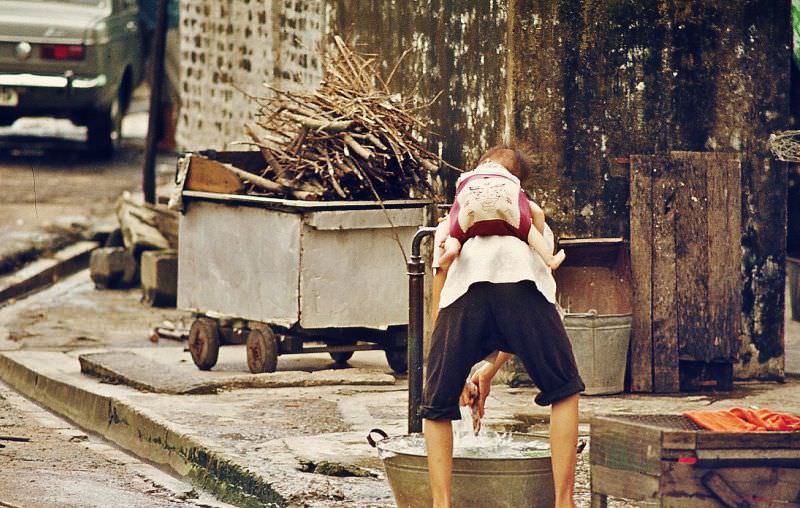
[176,155,431,374]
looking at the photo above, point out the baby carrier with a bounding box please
[448,165,532,243]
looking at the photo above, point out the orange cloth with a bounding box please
[683,408,800,432]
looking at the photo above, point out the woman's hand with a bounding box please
[466,352,513,418]
[469,362,496,418]
[459,381,478,407]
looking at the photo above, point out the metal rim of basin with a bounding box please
[246,326,278,373]
[188,317,220,371]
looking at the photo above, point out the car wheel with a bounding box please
[87,91,123,159]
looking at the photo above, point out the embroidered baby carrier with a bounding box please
[448,164,532,243]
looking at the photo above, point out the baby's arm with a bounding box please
[527,201,565,269]
[529,201,545,235]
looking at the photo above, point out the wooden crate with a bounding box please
[590,414,800,507]
[629,152,742,393]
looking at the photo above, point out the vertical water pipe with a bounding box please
[407,227,436,433]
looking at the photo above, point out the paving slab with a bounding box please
[0,348,405,507]
[78,349,396,395]
[3,345,800,507]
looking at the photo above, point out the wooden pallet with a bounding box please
[590,414,800,507]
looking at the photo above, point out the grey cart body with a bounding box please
[177,188,429,374]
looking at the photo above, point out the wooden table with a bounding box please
[590,414,800,507]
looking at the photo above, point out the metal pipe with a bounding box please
[408,226,436,434]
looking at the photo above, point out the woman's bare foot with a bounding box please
[548,249,566,270]
[439,237,461,269]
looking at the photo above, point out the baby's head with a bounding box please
[477,144,533,183]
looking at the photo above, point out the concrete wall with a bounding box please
[177,0,791,380]
[178,0,326,150]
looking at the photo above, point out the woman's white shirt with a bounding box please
[433,220,558,309]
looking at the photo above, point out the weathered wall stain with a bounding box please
[331,0,509,181]
[510,1,789,379]
[177,0,790,379]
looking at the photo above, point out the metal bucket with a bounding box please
[564,312,632,395]
[368,430,554,508]
[789,256,800,321]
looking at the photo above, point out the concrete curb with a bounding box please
[0,353,287,507]
[0,241,98,305]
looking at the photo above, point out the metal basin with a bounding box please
[369,431,554,508]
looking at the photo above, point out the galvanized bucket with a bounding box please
[789,256,800,321]
[564,311,632,395]
[367,430,554,508]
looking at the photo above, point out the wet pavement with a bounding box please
[0,264,799,506]
[0,380,234,508]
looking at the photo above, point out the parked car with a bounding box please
[0,0,144,157]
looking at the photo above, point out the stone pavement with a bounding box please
[0,380,235,508]
[2,343,800,507]
[0,268,799,506]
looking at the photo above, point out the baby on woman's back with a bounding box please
[438,145,566,270]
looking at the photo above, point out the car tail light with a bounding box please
[40,44,85,61]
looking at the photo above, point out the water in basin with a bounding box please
[379,407,550,459]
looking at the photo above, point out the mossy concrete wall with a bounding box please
[178,0,790,379]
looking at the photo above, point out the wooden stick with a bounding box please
[342,134,374,160]
[283,112,354,133]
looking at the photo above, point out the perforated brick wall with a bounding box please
[177,0,326,150]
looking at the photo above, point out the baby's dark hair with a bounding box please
[477,142,534,182]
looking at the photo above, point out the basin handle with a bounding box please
[366,428,389,448]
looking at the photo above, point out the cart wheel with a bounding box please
[188,317,220,371]
[329,340,356,364]
[330,351,354,363]
[385,348,407,374]
[246,326,278,373]
[384,326,408,374]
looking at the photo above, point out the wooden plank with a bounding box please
[590,416,664,474]
[661,497,727,508]
[661,462,800,504]
[629,155,654,392]
[116,194,179,250]
[651,157,680,392]
[186,155,245,194]
[726,155,742,360]
[671,152,710,364]
[696,431,800,449]
[696,448,800,463]
[709,153,742,362]
[661,430,697,450]
[590,464,661,500]
[701,472,748,508]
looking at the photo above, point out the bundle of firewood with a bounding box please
[239,36,453,201]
